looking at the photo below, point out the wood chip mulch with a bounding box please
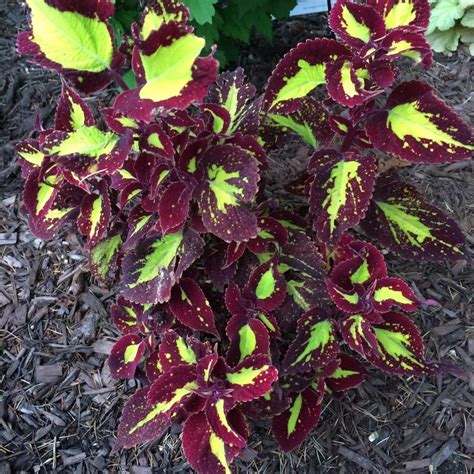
[1,2,473,472]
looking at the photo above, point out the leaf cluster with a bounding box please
[426,0,474,54]
[185,0,298,66]
[16,0,472,472]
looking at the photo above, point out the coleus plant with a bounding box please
[17,0,472,472]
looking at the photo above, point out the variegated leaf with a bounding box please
[366,81,474,163]
[325,57,380,107]
[16,139,45,178]
[309,149,377,246]
[340,314,379,357]
[225,354,278,402]
[244,258,286,312]
[281,230,331,310]
[325,353,367,393]
[89,233,122,283]
[361,172,466,260]
[326,279,364,313]
[282,309,339,374]
[368,312,436,375]
[145,350,163,383]
[115,386,171,449]
[372,277,419,312]
[44,126,133,184]
[121,231,184,304]
[158,330,200,370]
[139,123,175,160]
[379,28,432,67]
[272,384,323,452]
[55,82,94,132]
[329,1,386,49]
[77,183,111,247]
[197,144,259,243]
[226,318,270,366]
[168,278,218,336]
[367,0,430,31]
[113,23,218,121]
[23,166,82,239]
[108,334,146,379]
[262,38,350,113]
[139,0,189,41]
[147,364,198,409]
[265,97,333,148]
[124,206,155,250]
[110,297,143,335]
[182,410,247,474]
[18,0,119,93]
[208,67,258,136]
[205,398,247,448]
[329,240,387,288]
[247,217,288,255]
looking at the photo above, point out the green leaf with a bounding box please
[26,0,114,72]
[426,28,461,52]
[461,8,474,27]
[122,70,138,89]
[184,0,218,25]
[267,0,298,19]
[426,0,464,33]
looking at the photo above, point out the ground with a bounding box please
[0,1,473,473]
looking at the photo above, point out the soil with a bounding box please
[1,1,473,473]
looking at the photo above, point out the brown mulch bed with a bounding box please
[1,1,473,472]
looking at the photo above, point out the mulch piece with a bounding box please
[1,1,473,472]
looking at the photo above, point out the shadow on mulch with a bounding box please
[1,1,473,472]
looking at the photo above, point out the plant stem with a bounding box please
[109,69,129,92]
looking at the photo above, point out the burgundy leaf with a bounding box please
[262,38,350,113]
[159,182,191,234]
[197,144,259,243]
[372,277,419,313]
[326,353,367,392]
[366,81,473,163]
[226,354,278,402]
[115,386,171,449]
[169,278,217,335]
[282,309,339,375]
[244,258,286,312]
[361,172,466,260]
[205,398,247,448]
[108,334,146,379]
[329,1,386,49]
[309,149,377,246]
[272,385,323,451]
[182,410,247,474]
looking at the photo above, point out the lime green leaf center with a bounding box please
[207,164,243,213]
[255,268,276,300]
[291,320,333,365]
[47,127,118,158]
[322,160,361,234]
[140,34,205,101]
[226,365,269,386]
[384,1,416,29]
[129,382,198,434]
[387,101,474,152]
[238,324,257,360]
[341,5,371,42]
[90,234,122,278]
[287,393,303,435]
[28,0,113,72]
[272,60,326,108]
[129,232,183,288]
